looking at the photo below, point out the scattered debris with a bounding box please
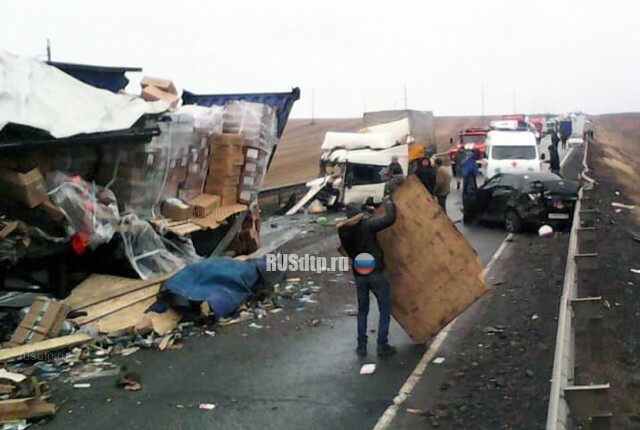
[248,323,263,330]
[432,357,446,364]
[0,369,26,384]
[538,225,554,238]
[119,347,140,357]
[406,407,428,416]
[198,403,216,411]
[611,202,636,210]
[631,268,640,275]
[72,383,91,389]
[531,313,539,321]
[360,363,376,375]
[482,326,504,335]
[117,373,142,392]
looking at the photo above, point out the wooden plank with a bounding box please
[95,303,181,335]
[0,397,56,423]
[375,175,488,343]
[64,273,173,311]
[92,297,157,334]
[191,204,247,229]
[73,285,160,326]
[0,334,93,363]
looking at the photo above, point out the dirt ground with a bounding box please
[573,115,640,428]
[265,115,500,188]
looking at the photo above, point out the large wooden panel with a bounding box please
[376,175,487,343]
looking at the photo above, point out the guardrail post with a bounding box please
[577,227,598,254]
[579,209,599,227]
[571,297,604,363]
[564,384,612,425]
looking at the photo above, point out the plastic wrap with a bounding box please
[120,214,188,280]
[105,106,225,219]
[222,101,277,205]
[47,172,119,251]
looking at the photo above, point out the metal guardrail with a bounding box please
[546,135,607,429]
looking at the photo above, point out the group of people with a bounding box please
[412,156,451,212]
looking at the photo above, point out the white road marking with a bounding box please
[373,232,514,430]
[560,146,575,167]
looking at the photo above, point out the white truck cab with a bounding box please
[482,129,543,179]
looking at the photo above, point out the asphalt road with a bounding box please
[46,137,571,430]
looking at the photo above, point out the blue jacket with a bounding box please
[462,154,478,178]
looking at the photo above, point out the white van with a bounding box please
[482,130,543,178]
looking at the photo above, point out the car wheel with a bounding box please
[504,210,522,233]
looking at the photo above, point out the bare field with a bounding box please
[266,115,500,188]
[591,113,640,224]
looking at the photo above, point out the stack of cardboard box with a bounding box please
[205,133,245,206]
[221,101,277,206]
[140,77,180,108]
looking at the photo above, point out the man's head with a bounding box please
[435,158,443,167]
[391,155,399,163]
[421,158,431,168]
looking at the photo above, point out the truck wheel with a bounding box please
[504,210,522,233]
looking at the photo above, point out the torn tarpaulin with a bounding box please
[159,258,261,319]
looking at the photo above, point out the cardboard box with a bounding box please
[210,153,245,167]
[209,133,245,148]
[206,175,240,188]
[178,189,202,202]
[9,297,70,346]
[243,146,270,163]
[141,85,180,107]
[208,163,242,178]
[39,197,66,224]
[204,183,237,197]
[118,165,152,182]
[161,199,192,221]
[189,194,221,218]
[0,168,48,208]
[141,76,177,94]
[373,176,488,343]
[181,173,205,191]
[237,188,255,204]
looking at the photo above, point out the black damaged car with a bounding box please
[463,172,580,233]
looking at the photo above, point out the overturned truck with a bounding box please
[0,51,299,296]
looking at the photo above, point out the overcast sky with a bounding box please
[1,0,639,118]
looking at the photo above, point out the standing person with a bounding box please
[454,147,465,189]
[548,144,560,174]
[387,155,404,177]
[337,197,397,357]
[550,130,560,149]
[414,157,436,195]
[384,155,405,196]
[434,158,451,212]
[462,150,479,195]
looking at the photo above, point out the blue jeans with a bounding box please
[355,271,391,346]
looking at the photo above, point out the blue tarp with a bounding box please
[48,61,142,93]
[182,87,300,138]
[163,257,260,319]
